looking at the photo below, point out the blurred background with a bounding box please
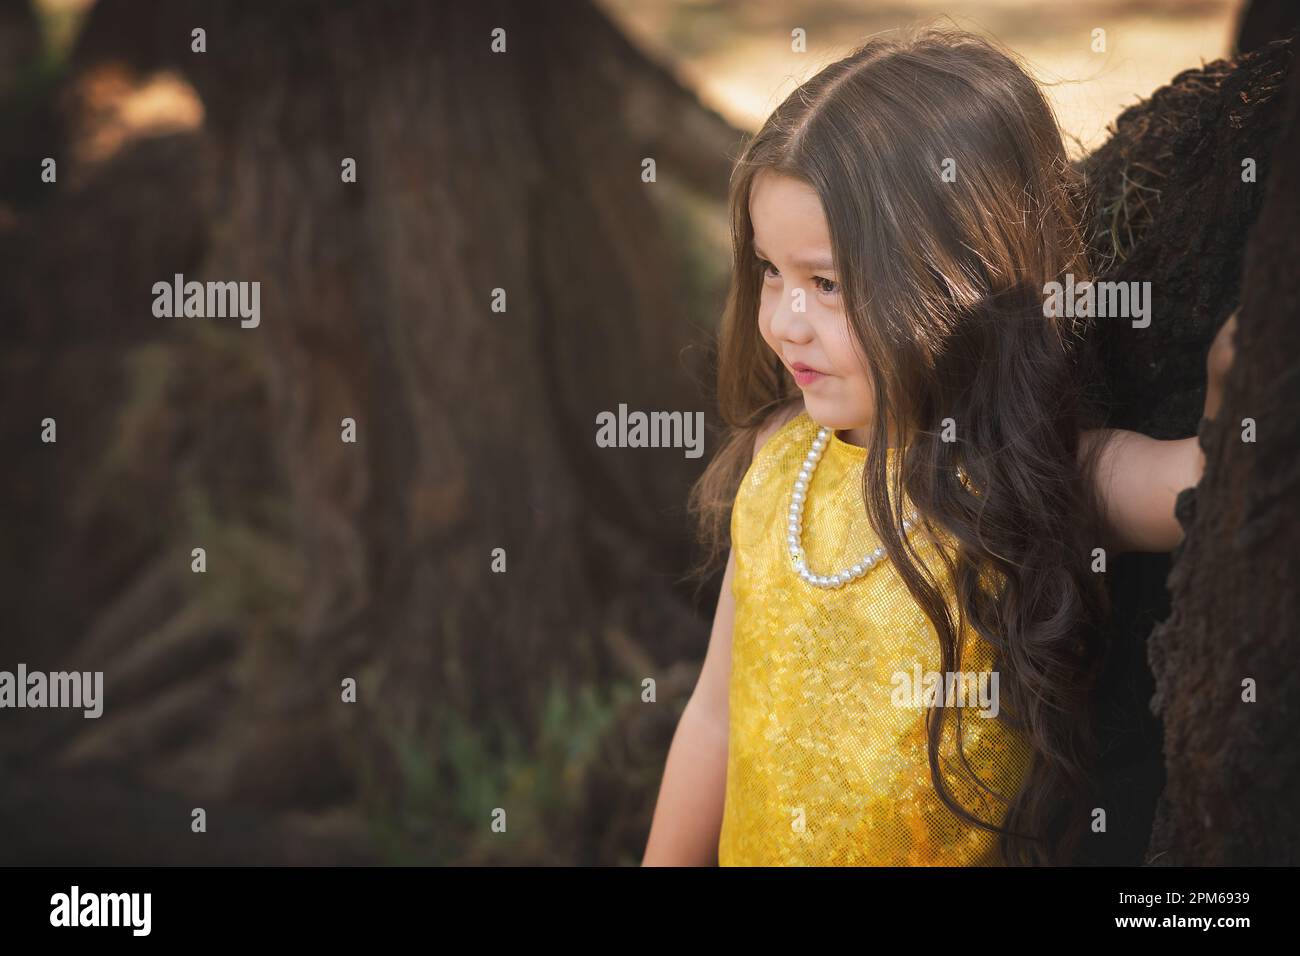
[0,0,1290,865]
[606,0,1243,155]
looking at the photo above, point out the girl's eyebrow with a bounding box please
[752,241,835,271]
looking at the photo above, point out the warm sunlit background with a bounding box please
[29,0,1242,167]
[600,0,1239,156]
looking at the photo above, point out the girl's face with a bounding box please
[749,169,877,444]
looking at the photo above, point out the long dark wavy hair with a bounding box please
[687,26,1113,865]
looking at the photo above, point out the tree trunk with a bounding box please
[176,0,744,823]
[1,0,745,863]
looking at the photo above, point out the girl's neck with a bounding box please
[834,420,908,453]
[834,427,872,450]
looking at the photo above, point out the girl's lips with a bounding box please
[792,367,826,386]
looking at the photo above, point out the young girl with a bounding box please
[642,27,1238,866]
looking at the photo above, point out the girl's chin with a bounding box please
[804,398,872,429]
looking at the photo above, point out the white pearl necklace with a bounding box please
[787,426,918,589]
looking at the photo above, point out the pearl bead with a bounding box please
[789,426,919,590]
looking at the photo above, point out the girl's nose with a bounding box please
[770,288,814,341]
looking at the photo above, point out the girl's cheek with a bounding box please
[830,332,866,384]
[757,301,774,347]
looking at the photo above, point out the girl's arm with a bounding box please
[1081,310,1239,554]
[641,546,735,865]
[642,400,802,864]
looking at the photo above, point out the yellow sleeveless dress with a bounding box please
[718,410,1033,866]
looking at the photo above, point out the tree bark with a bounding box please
[1,0,745,863]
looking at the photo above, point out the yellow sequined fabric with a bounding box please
[718,410,1033,866]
